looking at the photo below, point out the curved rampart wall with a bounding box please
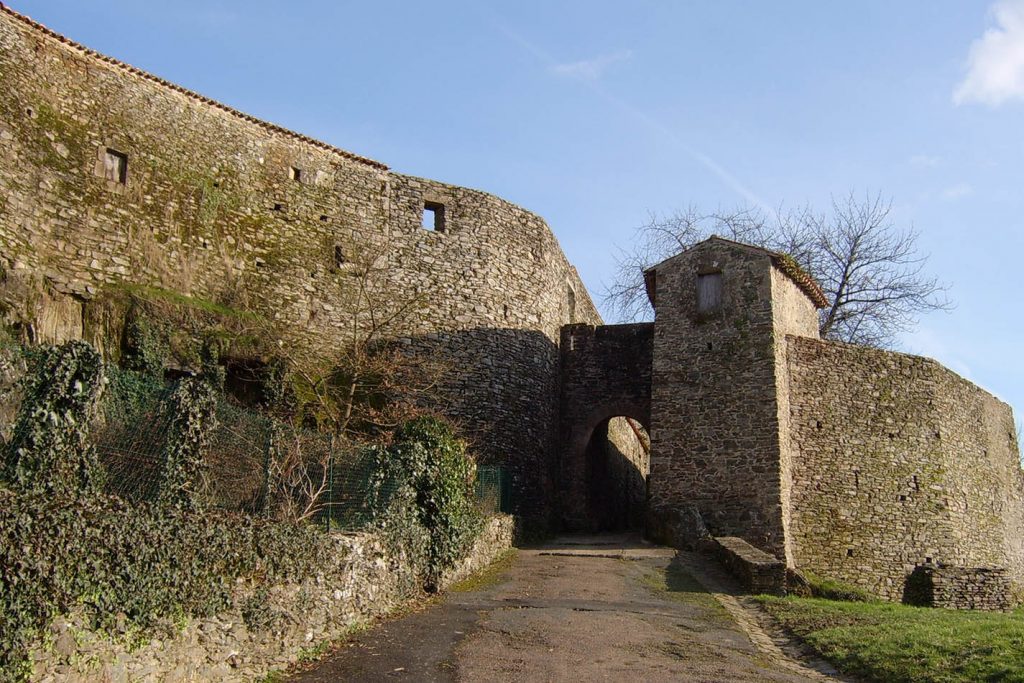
[785,336,1024,600]
[0,7,599,524]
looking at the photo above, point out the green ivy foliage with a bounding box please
[158,378,217,511]
[101,366,167,425]
[369,416,482,590]
[122,311,168,376]
[0,489,331,678]
[0,344,488,679]
[1,341,105,496]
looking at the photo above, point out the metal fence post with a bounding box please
[326,450,334,533]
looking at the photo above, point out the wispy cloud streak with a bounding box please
[486,16,770,211]
[550,50,633,81]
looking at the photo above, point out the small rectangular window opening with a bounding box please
[697,272,723,313]
[104,148,127,184]
[422,201,446,232]
[289,166,302,182]
[567,286,577,324]
[333,245,346,268]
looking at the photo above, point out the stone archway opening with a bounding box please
[582,415,649,531]
[558,322,653,532]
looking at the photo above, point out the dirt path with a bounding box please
[288,535,833,683]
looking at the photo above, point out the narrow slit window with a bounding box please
[697,272,723,313]
[567,285,577,324]
[104,148,128,184]
[422,201,446,232]
[289,166,302,182]
[333,245,346,268]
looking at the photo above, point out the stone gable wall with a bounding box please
[0,8,599,524]
[785,336,1024,600]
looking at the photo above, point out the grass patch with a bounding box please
[109,282,260,320]
[758,596,1024,682]
[804,572,878,603]
[639,559,728,617]
[447,549,517,593]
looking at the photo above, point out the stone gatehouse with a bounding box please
[0,4,1021,603]
[562,236,1024,601]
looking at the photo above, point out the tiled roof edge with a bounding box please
[769,252,830,309]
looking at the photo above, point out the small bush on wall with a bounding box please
[370,416,482,590]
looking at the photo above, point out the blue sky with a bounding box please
[13,1,1024,424]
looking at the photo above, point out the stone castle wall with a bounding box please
[770,266,822,566]
[0,6,599,524]
[785,336,1024,600]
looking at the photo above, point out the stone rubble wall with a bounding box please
[0,7,599,525]
[904,564,1012,612]
[785,336,1024,602]
[29,515,515,683]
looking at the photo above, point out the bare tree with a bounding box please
[258,241,449,523]
[604,193,952,348]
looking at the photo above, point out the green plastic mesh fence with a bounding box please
[475,465,509,514]
[89,372,502,530]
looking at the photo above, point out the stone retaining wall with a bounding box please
[28,515,515,682]
[904,564,1012,612]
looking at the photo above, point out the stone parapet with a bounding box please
[28,515,516,682]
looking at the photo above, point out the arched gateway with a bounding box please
[558,323,653,530]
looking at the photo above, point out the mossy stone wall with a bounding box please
[0,7,602,524]
[785,336,1024,600]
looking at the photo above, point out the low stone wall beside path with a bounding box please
[29,515,516,683]
[712,536,787,596]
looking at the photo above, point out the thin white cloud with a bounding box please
[953,0,1024,106]
[909,154,941,168]
[941,182,974,200]
[550,50,633,81]
[483,16,770,211]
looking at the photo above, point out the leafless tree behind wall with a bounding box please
[603,193,952,348]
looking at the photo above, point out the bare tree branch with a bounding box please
[602,193,952,348]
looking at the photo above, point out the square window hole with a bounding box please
[103,148,128,184]
[422,201,446,232]
[289,166,302,182]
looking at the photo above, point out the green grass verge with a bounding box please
[447,549,517,593]
[758,596,1024,683]
[803,572,878,603]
